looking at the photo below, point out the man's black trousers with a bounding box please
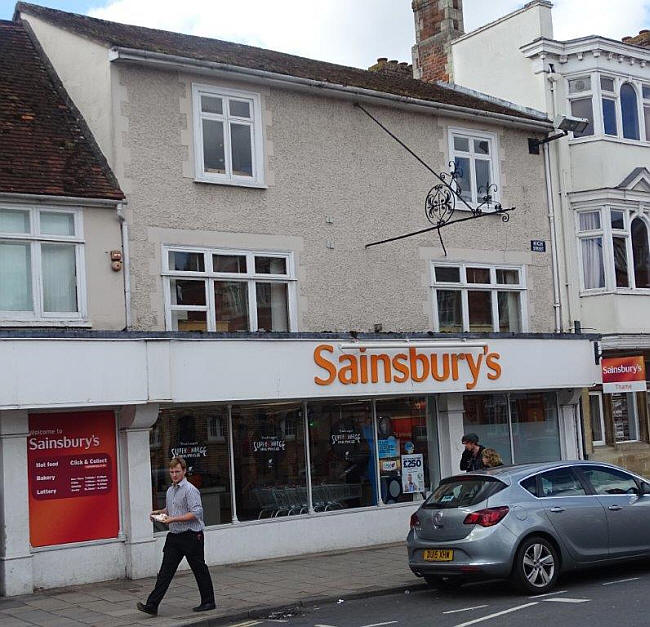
[146,530,214,608]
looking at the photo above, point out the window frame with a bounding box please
[192,83,265,188]
[430,261,527,333]
[588,391,606,446]
[447,127,500,208]
[162,245,297,332]
[0,204,87,323]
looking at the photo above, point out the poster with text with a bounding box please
[401,454,424,493]
[28,411,119,547]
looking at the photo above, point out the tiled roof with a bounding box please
[0,20,123,200]
[16,3,546,123]
[622,30,650,48]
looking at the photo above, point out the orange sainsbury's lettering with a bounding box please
[486,352,501,380]
[314,344,337,385]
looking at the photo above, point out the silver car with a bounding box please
[407,460,650,594]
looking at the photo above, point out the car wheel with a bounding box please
[511,536,559,594]
[423,575,463,591]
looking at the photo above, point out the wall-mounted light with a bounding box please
[528,114,589,154]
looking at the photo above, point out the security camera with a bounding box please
[555,114,589,134]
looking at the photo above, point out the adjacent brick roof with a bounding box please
[622,30,650,47]
[0,20,123,200]
[15,3,546,123]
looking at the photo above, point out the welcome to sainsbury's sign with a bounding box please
[602,356,647,393]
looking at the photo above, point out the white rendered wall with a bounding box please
[451,2,552,111]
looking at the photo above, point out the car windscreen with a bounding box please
[423,475,506,509]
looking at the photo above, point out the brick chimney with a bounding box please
[411,0,464,83]
[622,29,650,47]
[368,57,414,78]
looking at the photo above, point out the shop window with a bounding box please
[163,247,295,331]
[375,397,431,504]
[231,402,306,521]
[0,206,86,322]
[149,406,232,527]
[307,400,377,510]
[432,263,525,333]
[510,392,561,463]
[611,392,639,442]
[463,394,512,464]
[589,392,605,446]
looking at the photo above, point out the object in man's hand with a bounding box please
[151,513,168,523]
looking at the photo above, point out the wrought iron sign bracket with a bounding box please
[354,103,514,254]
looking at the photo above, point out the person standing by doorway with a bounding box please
[137,456,215,616]
[459,433,485,472]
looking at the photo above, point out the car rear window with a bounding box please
[423,476,506,509]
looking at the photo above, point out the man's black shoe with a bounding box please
[193,602,216,612]
[136,602,158,616]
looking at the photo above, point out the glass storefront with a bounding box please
[463,394,512,464]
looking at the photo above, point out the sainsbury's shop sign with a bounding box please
[602,356,647,393]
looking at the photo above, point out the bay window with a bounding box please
[163,247,296,332]
[0,206,85,322]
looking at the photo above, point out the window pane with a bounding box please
[255,282,289,331]
[201,95,223,114]
[474,159,491,199]
[463,394,512,465]
[375,397,430,503]
[632,218,650,288]
[255,256,287,274]
[538,468,584,497]
[308,399,377,510]
[644,84,650,100]
[602,98,617,135]
[568,76,591,93]
[232,402,305,521]
[473,139,489,155]
[570,98,594,136]
[213,254,246,273]
[0,241,32,310]
[621,83,640,140]
[0,208,29,234]
[589,395,603,442]
[611,210,625,230]
[149,407,232,527]
[612,393,638,441]
[170,279,206,306]
[169,251,205,272]
[645,106,650,141]
[579,211,600,231]
[202,119,226,173]
[613,235,629,287]
[454,157,472,202]
[581,237,605,289]
[229,100,251,118]
[214,281,249,331]
[435,266,460,282]
[496,269,519,284]
[497,291,521,332]
[230,123,253,177]
[453,136,469,152]
[171,310,207,332]
[41,243,77,312]
[466,267,490,283]
[510,392,561,464]
[436,290,462,332]
[600,76,615,92]
[468,290,492,331]
[581,466,638,495]
[40,212,74,236]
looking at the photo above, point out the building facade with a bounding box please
[0,2,599,596]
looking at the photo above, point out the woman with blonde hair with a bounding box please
[481,448,503,468]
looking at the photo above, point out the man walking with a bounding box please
[137,456,215,616]
[459,433,485,472]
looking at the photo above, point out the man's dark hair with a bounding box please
[461,433,479,444]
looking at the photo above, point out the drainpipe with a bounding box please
[543,140,562,333]
[116,202,132,329]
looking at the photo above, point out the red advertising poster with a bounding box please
[602,356,647,393]
[28,411,119,547]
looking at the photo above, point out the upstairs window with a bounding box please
[568,76,594,137]
[643,84,650,141]
[0,206,86,322]
[448,129,499,206]
[621,83,640,140]
[600,76,617,136]
[192,84,265,187]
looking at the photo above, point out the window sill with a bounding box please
[569,135,650,148]
[580,288,650,297]
[0,319,92,327]
[194,176,268,190]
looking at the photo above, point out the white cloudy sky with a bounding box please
[78,0,648,69]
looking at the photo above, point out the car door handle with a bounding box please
[608,505,623,511]
[549,506,565,513]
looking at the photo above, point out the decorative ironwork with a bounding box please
[354,103,514,254]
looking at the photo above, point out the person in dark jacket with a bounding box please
[460,433,485,472]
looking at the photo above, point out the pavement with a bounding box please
[0,543,426,627]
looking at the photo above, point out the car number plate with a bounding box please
[423,549,453,561]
